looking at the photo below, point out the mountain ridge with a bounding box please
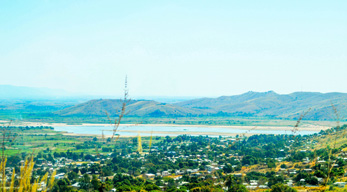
[56,99,210,117]
[55,91,347,120]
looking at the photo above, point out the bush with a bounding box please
[271,183,297,192]
[228,184,248,192]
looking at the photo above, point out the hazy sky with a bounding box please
[0,1,346,97]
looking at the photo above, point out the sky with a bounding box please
[0,1,346,97]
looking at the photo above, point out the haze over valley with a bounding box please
[1,1,347,191]
[1,85,347,123]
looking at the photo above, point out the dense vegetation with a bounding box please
[3,124,347,191]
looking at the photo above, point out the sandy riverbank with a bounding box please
[19,122,329,132]
[61,131,258,137]
[3,121,327,138]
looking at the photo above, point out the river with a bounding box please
[54,125,319,137]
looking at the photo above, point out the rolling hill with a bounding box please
[55,99,209,117]
[175,91,347,120]
[54,91,347,120]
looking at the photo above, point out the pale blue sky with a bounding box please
[0,1,346,97]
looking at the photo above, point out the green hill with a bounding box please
[175,91,347,120]
[56,99,208,117]
[54,91,347,120]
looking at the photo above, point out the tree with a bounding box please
[67,171,78,181]
[225,175,243,188]
[267,159,276,168]
[79,174,92,190]
[91,175,101,190]
[228,184,248,192]
[52,178,73,192]
[271,183,297,192]
[168,178,176,188]
[144,183,161,191]
[241,155,257,165]
[223,164,234,173]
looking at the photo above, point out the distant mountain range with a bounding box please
[2,85,347,120]
[0,85,194,103]
[0,85,72,99]
[56,91,347,120]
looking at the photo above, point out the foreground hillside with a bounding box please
[56,91,347,120]
[3,124,347,192]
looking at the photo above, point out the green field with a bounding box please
[2,126,164,157]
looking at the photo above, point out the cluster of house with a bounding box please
[3,137,347,191]
[142,140,347,190]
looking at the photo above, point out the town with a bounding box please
[2,125,347,191]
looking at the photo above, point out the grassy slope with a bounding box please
[2,91,347,124]
[56,91,347,120]
[175,91,347,120]
[56,99,208,117]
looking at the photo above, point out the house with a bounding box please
[145,174,155,179]
[233,173,243,177]
[175,170,184,175]
[71,183,80,188]
[54,173,65,180]
[179,181,189,186]
[186,169,198,174]
[250,180,258,184]
[246,186,257,190]
[334,182,347,188]
[192,173,201,177]
[316,177,324,183]
[258,185,269,189]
